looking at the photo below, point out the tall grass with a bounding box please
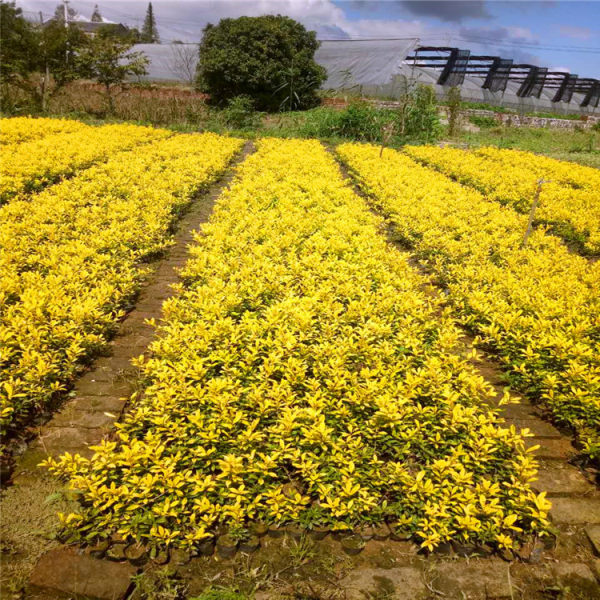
[3,81,210,126]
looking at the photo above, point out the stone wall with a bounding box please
[323,97,600,130]
[443,107,599,130]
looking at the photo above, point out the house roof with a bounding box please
[43,18,127,34]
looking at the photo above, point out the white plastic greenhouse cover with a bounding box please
[134,43,187,81]
[315,39,419,88]
[130,41,597,115]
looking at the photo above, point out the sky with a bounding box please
[16,0,600,77]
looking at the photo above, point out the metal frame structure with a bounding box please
[406,46,599,107]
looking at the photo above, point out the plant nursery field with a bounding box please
[1,118,600,590]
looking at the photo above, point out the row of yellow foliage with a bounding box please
[45,139,550,553]
[0,123,170,204]
[1,127,243,436]
[337,143,600,461]
[473,146,600,192]
[405,145,600,255]
[0,116,88,145]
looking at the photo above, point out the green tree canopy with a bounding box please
[196,15,326,111]
[97,23,140,43]
[0,2,38,87]
[1,2,88,112]
[77,37,148,113]
[53,2,77,23]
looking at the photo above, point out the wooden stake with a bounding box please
[522,178,549,248]
[380,122,394,158]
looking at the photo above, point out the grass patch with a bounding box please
[458,126,600,169]
[0,475,78,596]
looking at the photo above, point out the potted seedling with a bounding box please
[239,535,260,553]
[216,534,238,559]
[196,537,215,557]
[341,534,366,556]
[298,507,329,540]
[249,521,269,537]
[229,525,260,553]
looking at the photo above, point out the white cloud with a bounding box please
[559,25,592,40]
[15,0,451,42]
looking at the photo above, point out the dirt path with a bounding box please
[0,141,254,600]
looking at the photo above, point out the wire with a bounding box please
[453,36,600,54]
[319,35,600,54]
[42,1,600,55]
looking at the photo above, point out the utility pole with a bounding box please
[63,0,69,28]
[63,0,70,66]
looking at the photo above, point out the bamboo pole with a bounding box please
[522,178,549,248]
[380,122,394,158]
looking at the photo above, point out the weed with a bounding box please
[469,115,497,129]
[132,567,188,600]
[289,536,316,570]
[191,586,251,600]
[446,86,462,137]
[221,96,261,130]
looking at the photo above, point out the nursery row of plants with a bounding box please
[405,145,600,255]
[472,146,600,191]
[0,122,171,204]
[0,123,243,439]
[45,138,550,554]
[3,117,598,556]
[338,143,600,461]
[0,116,89,145]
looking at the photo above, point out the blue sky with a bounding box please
[17,1,600,76]
[333,1,600,74]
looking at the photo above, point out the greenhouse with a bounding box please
[134,39,599,115]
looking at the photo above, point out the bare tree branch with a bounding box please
[167,44,198,86]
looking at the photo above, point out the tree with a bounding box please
[141,2,159,43]
[168,44,198,86]
[196,15,326,111]
[77,37,148,113]
[0,2,38,88]
[97,23,140,43]
[35,20,89,111]
[0,2,88,112]
[90,4,102,22]
[53,2,77,23]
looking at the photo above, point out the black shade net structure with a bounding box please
[405,45,599,110]
[483,58,514,93]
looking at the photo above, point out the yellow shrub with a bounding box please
[338,142,600,460]
[405,145,600,255]
[46,139,548,553]
[0,116,89,145]
[1,132,243,435]
[0,123,171,204]
[474,146,600,192]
